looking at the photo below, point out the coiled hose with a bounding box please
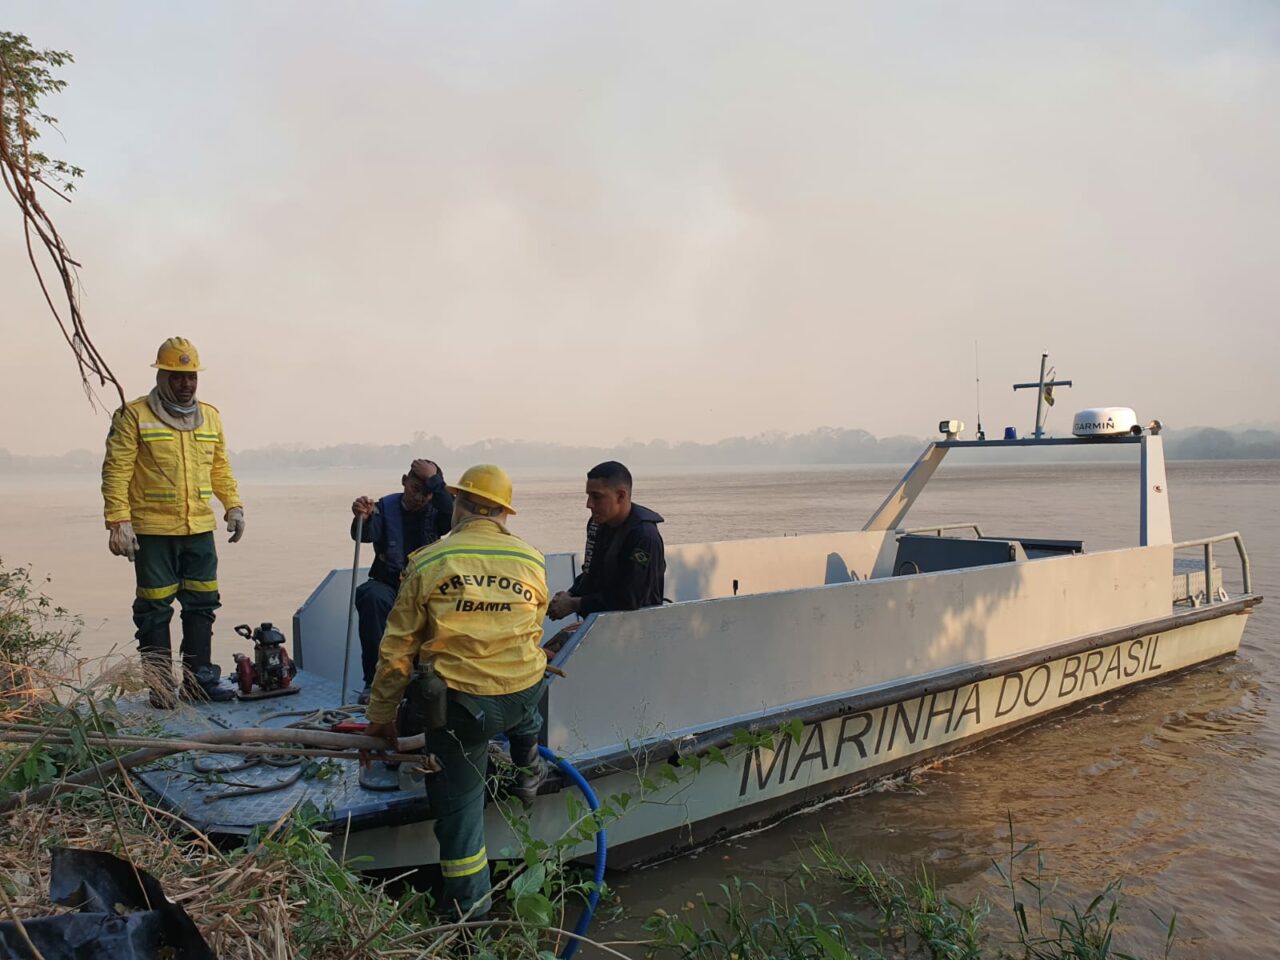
[538,745,606,960]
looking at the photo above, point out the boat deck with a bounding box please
[132,670,430,835]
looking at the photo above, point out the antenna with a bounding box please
[974,341,985,441]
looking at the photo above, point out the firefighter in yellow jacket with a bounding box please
[364,464,549,918]
[101,338,243,706]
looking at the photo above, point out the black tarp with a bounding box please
[0,847,214,959]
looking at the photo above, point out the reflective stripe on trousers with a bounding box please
[441,846,488,878]
[131,532,221,637]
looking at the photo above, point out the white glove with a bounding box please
[109,521,139,561]
[225,507,246,544]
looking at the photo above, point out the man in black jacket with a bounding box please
[547,461,665,621]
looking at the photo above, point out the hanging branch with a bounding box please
[0,31,125,411]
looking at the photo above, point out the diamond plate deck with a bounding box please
[129,669,430,835]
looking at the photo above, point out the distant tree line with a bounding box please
[0,448,101,473]
[227,427,931,471]
[1164,428,1280,461]
[4,426,1279,475]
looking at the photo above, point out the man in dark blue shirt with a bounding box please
[349,458,453,701]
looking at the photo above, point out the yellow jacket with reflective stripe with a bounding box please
[101,396,243,536]
[366,518,549,722]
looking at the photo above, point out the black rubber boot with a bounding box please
[507,735,548,806]
[137,626,176,709]
[182,664,236,702]
[180,615,235,702]
[180,612,212,672]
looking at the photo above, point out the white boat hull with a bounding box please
[342,599,1253,869]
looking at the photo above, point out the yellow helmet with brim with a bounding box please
[152,337,202,372]
[447,463,516,514]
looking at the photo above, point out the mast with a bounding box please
[1013,352,1073,439]
[974,341,985,442]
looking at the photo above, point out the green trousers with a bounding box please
[132,531,220,651]
[427,679,546,917]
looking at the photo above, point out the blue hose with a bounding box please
[538,745,606,960]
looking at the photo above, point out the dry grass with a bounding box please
[0,660,442,959]
[0,661,629,960]
[0,780,438,959]
[1,567,477,957]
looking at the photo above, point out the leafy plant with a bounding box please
[992,814,1176,960]
[236,808,437,953]
[645,829,1177,960]
[812,845,987,960]
[0,691,124,794]
[645,876,857,960]
[493,767,626,949]
[1,32,124,406]
[0,31,83,191]
[0,558,81,681]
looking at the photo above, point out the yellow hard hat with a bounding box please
[152,337,202,372]
[447,464,516,515]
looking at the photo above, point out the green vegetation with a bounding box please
[0,30,83,191]
[2,30,124,406]
[644,830,1175,960]
[0,559,81,691]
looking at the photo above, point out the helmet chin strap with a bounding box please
[461,494,503,517]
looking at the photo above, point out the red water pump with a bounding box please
[232,622,299,699]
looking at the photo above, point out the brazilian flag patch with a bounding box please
[631,548,649,565]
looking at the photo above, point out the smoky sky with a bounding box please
[3,1,1278,456]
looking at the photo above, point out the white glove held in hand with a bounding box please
[109,521,139,561]
[225,507,246,543]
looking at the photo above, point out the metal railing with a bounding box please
[1172,531,1252,602]
[902,522,985,539]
